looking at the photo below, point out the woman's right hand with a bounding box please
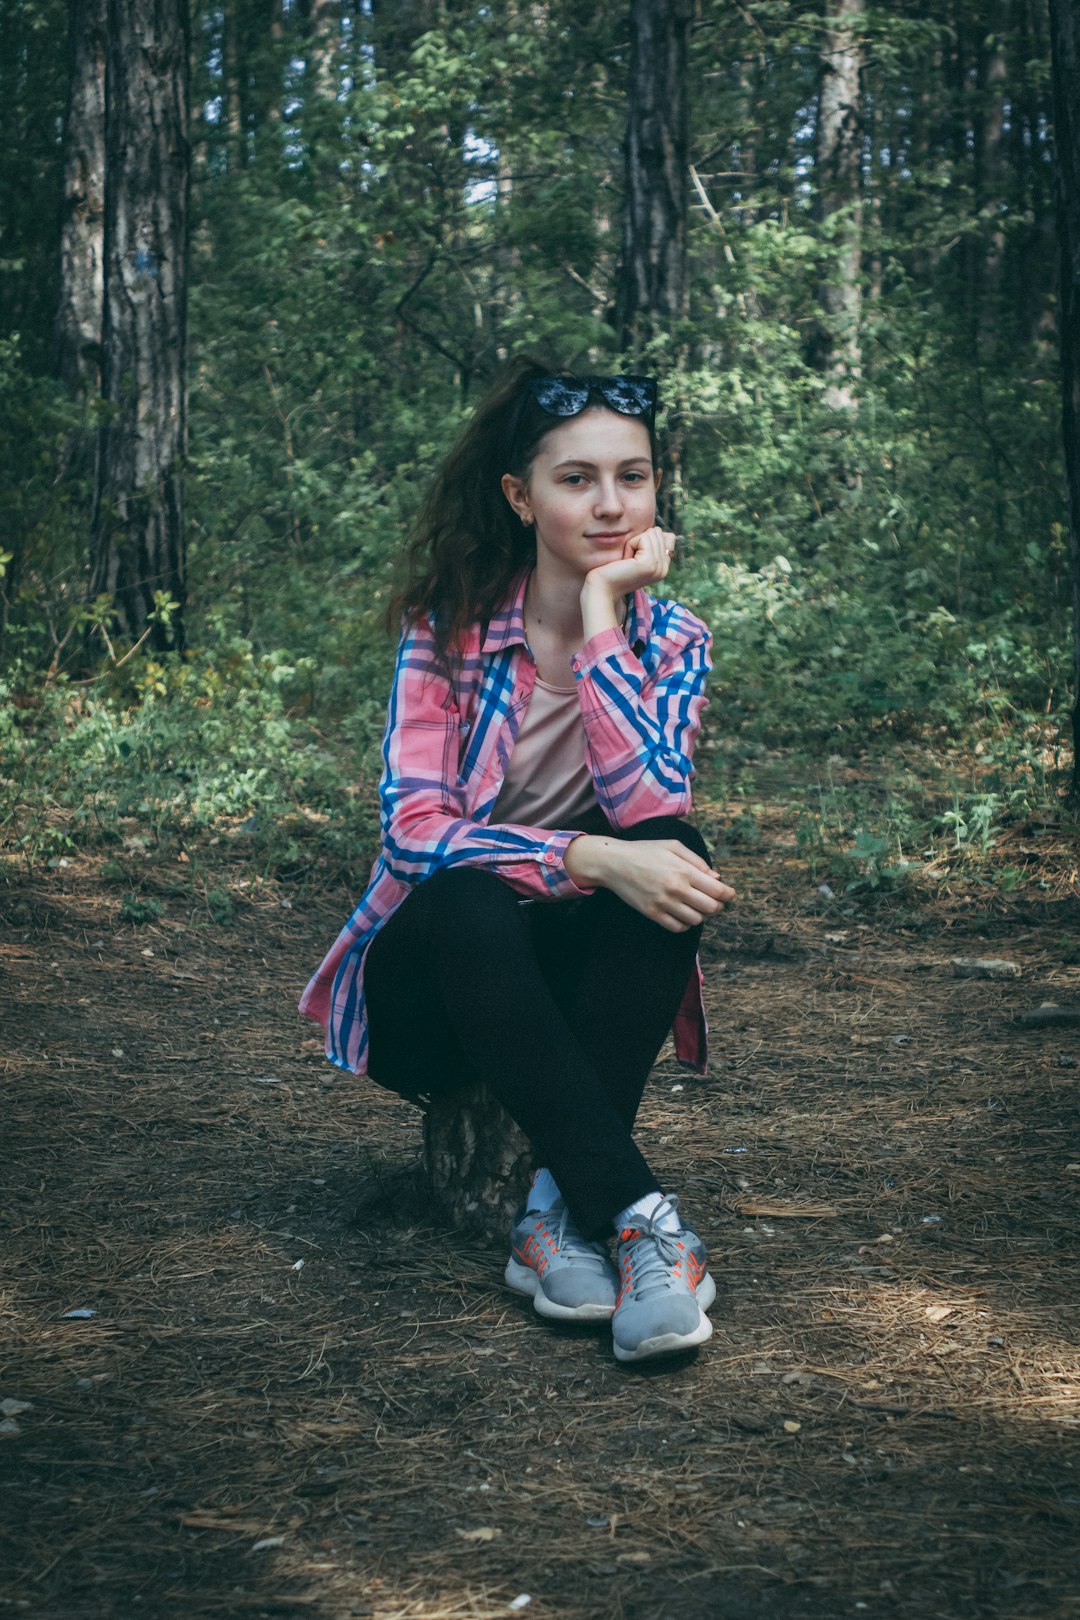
[564,835,735,932]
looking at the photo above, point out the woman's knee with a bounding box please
[408,864,523,930]
[619,816,711,865]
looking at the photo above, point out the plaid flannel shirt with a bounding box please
[299,568,712,1076]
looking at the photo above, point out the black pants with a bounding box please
[364,815,708,1238]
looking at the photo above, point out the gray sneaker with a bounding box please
[505,1200,619,1322]
[611,1198,716,1363]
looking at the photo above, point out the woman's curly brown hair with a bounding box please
[387,356,658,661]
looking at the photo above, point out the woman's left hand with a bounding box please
[582,526,677,604]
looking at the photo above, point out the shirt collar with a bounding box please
[480,568,654,655]
[481,568,531,652]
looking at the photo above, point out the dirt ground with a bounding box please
[3,810,1080,1620]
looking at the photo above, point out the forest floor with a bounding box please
[3,789,1080,1620]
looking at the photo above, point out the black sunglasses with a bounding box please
[507,373,658,462]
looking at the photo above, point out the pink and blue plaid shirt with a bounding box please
[300,568,712,1076]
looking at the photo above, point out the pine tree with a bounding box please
[89,0,191,652]
[1048,0,1080,803]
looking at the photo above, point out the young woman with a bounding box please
[300,360,735,1363]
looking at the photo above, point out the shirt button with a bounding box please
[571,659,581,673]
[543,852,555,864]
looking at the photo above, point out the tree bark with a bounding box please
[55,0,107,397]
[618,0,692,526]
[423,1083,533,1241]
[89,0,190,654]
[974,0,1008,350]
[1048,0,1080,805]
[233,0,285,159]
[813,0,864,415]
[304,0,340,102]
[619,0,692,350]
[221,0,244,166]
[1014,0,1057,356]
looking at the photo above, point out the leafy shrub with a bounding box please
[119,894,162,924]
[0,639,384,880]
[205,887,234,924]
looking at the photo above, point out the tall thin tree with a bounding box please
[55,0,107,397]
[813,0,864,415]
[89,0,190,653]
[618,0,692,522]
[973,0,1008,352]
[1048,0,1080,804]
[619,0,692,349]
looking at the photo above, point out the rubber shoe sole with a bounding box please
[505,1257,616,1323]
[612,1271,718,1364]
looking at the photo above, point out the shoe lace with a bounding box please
[547,1203,611,1273]
[620,1197,688,1300]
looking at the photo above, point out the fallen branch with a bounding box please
[1015,1005,1080,1028]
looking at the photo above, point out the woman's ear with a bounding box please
[501,472,531,524]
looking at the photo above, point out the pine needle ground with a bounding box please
[2,807,1079,1620]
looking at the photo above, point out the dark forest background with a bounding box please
[2,0,1078,892]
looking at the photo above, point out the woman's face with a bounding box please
[501,408,660,585]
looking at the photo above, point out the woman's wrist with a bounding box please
[564,833,615,890]
[579,578,624,643]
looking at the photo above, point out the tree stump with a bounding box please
[422,1082,533,1241]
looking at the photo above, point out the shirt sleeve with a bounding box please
[378,617,590,899]
[570,604,712,828]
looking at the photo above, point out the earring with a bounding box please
[520,514,533,527]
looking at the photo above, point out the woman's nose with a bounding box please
[593,478,623,514]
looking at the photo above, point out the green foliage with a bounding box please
[838,828,914,894]
[0,0,69,370]
[725,807,763,848]
[0,338,91,658]
[204,887,234,924]
[119,894,162,924]
[0,0,1072,885]
[0,640,384,879]
[711,716,1064,913]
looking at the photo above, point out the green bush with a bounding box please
[0,639,384,880]
[119,894,162,924]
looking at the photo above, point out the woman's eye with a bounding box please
[562,474,587,486]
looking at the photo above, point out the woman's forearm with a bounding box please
[579,579,623,642]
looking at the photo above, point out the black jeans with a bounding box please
[364,815,708,1238]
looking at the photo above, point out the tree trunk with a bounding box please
[422,1083,533,1241]
[1048,0,1080,805]
[974,0,1008,355]
[1014,0,1057,357]
[619,0,691,347]
[813,0,864,415]
[618,0,692,525]
[55,0,107,397]
[221,0,244,166]
[231,0,285,161]
[304,0,340,103]
[89,0,190,654]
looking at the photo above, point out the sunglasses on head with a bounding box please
[507,373,658,462]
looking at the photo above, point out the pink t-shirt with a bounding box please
[492,676,598,830]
